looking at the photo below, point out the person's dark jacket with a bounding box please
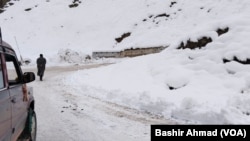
[36,56,46,77]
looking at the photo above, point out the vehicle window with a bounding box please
[5,54,21,85]
[0,56,4,89]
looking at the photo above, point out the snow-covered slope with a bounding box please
[1,0,248,62]
[1,0,250,124]
[0,0,171,61]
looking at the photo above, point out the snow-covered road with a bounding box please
[23,64,176,141]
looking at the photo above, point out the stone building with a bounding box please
[92,46,167,59]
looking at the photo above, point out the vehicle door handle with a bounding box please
[11,98,16,103]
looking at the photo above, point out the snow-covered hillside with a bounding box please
[1,0,250,125]
[0,0,173,61]
[1,0,248,62]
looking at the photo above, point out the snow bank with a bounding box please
[57,48,90,64]
[60,0,250,124]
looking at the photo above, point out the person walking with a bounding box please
[36,54,46,81]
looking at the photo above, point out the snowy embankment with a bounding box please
[61,0,250,124]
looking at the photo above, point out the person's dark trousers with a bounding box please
[40,75,43,81]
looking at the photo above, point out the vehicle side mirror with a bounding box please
[23,72,35,83]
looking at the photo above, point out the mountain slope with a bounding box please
[0,0,248,61]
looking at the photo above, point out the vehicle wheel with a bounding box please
[29,109,37,141]
[17,108,37,141]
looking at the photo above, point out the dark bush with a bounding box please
[178,36,212,50]
[115,32,131,43]
[216,27,229,36]
[0,0,10,8]
[223,56,250,65]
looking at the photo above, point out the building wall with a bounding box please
[92,51,121,58]
[92,46,167,59]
